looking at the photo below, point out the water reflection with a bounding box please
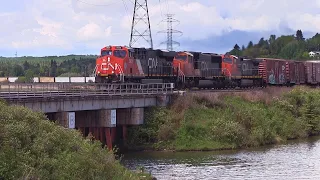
[122,137,320,180]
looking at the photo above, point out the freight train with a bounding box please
[2,45,318,90]
[93,45,320,89]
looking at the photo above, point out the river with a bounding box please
[121,136,320,180]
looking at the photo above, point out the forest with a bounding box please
[230,30,320,60]
[0,55,97,80]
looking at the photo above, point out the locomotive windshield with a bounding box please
[223,57,233,64]
[101,50,112,56]
[114,50,127,58]
[175,55,187,61]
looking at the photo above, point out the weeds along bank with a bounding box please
[0,100,151,180]
[126,87,320,151]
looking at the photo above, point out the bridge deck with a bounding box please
[0,83,174,101]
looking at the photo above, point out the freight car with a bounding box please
[255,58,306,86]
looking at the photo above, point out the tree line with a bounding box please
[0,56,97,82]
[230,30,320,60]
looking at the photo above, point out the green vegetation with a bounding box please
[0,100,151,180]
[0,55,97,78]
[230,30,320,60]
[126,87,320,151]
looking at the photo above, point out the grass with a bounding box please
[126,86,320,151]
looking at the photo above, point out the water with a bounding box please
[121,137,320,180]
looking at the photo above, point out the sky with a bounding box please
[1,0,320,57]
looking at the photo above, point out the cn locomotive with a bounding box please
[94,45,320,89]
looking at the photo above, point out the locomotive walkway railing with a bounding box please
[0,83,174,100]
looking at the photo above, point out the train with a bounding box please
[93,45,320,89]
[1,45,319,90]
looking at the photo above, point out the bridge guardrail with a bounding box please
[0,83,174,100]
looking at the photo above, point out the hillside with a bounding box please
[0,55,97,78]
[229,30,320,60]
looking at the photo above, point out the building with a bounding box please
[309,51,320,57]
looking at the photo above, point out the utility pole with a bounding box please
[129,0,153,48]
[158,14,182,51]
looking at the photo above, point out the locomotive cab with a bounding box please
[173,52,194,76]
[222,53,238,77]
[95,46,129,82]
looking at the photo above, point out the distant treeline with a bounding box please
[230,30,320,60]
[0,55,97,80]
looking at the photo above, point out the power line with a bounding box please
[129,0,153,48]
[158,14,182,51]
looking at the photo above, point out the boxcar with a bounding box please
[305,61,320,85]
[256,58,288,85]
[287,61,306,84]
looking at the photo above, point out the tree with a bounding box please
[12,64,24,76]
[269,35,276,43]
[296,30,305,41]
[234,44,240,50]
[258,38,265,47]
[23,61,30,71]
[50,60,57,77]
[247,41,253,49]
[241,45,246,51]
[25,69,34,82]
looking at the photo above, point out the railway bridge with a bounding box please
[0,83,174,150]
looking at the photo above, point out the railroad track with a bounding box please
[173,86,266,93]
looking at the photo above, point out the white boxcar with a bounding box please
[70,77,85,83]
[55,77,70,83]
[8,77,18,82]
[85,77,96,83]
[33,77,40,82]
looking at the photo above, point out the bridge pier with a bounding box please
[48,108,144,151]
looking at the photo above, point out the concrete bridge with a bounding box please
[0,83,175,150]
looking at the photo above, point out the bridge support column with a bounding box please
[54,111,75,129]
[117,108,144,142]
[98,109,117,151]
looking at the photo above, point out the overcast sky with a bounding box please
[1,0,320,57]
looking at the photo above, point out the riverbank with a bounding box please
[126,86,320,152]
[0,100,151,180]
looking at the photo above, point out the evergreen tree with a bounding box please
[234,44,240,50]
[247,41,253,49]
[296,30,305,41]
[241,45,246,51]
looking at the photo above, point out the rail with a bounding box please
[0,83,174,100]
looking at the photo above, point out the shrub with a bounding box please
[126,86,320,151]
[0,102,149,180]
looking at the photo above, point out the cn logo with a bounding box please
[106,62,123,73]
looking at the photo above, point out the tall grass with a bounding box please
[127,86,320,151]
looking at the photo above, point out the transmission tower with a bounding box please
[158,14,182,51]
[129,0,153,48]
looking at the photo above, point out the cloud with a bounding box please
[77,23,112,41]
[1,0,320,56]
